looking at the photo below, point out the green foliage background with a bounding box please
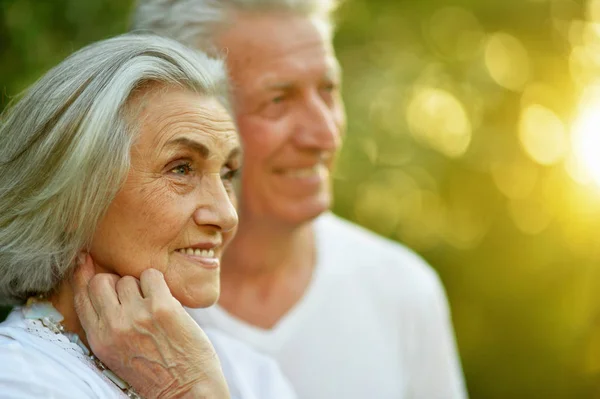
[2,0,600,398]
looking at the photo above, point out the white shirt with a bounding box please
[0,309,296,399]
[187,212,468,399]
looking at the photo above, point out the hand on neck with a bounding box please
[48,279,89,348]
[48,260,113,351]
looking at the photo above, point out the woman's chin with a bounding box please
[166,271,220,309]
[176,287,220,309]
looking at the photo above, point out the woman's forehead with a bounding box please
[134,89,238,153]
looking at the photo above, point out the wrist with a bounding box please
[178,381,230,399]
[160,366,230,399]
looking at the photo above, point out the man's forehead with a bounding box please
[224,36,339,89]
[219,13,335,66]
[259,58,341,87]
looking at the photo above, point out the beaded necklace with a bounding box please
[23,296,142,399]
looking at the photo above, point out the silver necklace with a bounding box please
[23,296,142,399]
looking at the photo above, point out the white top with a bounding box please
[187,212,468,399]
[0,309,296,399]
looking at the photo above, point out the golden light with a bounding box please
[406,87,472,158]
[485,32,530,91]
[491,151,539,199]
[518,104,568,165]
[520,82,562,112]
[588,0,600,22]
[508,198,552,235]
[571,94,600,186]
[565,152,593,185]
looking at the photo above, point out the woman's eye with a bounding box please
[170,163,192,175]
[221,168,240,181]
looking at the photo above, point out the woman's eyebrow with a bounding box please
[165,137,210,159]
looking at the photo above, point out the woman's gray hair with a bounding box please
[131,0,340,51]
[0,33,230,305]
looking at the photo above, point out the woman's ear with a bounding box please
[86,251,115,275]
[77,250,113,276]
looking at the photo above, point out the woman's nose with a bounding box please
[192,176,238,233]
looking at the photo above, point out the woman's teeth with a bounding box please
[177,248,215,258]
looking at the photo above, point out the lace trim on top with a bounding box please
[19,317,127,398]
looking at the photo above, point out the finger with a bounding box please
[71,252,99,329]
[116,275,143,304]
[139,269,172,300]
[88,273,121,315]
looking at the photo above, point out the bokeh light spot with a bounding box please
[508,198,552,235]
[354,170,419,236]
[519,104,568,165]
[571,88,600,186]
[485,32,530,91]
[492,152,539,199]
[406,87,472,158]
[428,7,485,60]
[396,189,444,251]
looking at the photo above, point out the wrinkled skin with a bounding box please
[62,88,240,398]
[72,255,230,399]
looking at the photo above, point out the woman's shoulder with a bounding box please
[0,310,120,398]
[0,332,91,398]
[204,327,297,399]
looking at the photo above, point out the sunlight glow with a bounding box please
[571,92,600,186]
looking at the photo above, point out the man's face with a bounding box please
[217,12,346,226]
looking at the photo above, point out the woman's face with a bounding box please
[90,87,241,308]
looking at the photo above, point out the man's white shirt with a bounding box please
[187,212,468,399]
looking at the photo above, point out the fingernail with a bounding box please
[77,252,87,265]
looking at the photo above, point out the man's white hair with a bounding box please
[0,33,230,304]
[131,0,340,51]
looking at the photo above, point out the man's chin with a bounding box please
[276,195,332,226]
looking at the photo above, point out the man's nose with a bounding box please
[293,91,342,152]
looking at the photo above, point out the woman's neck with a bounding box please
[48,258,114,350]
[48,280,89,347]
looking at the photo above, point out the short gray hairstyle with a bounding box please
[0,34,230,305]
[131,0,340,51]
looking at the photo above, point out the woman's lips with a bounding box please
[175,248,220,269]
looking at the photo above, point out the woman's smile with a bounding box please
[174,244,221,269]
[90,88,241,309]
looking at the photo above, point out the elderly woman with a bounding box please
[0,34,296,399]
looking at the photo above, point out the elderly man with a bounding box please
[132,1,467,398]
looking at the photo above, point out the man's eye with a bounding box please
[170,163,192,175]
[272,95,286,104]
[322,83,335,92]
[321,81,340,94]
